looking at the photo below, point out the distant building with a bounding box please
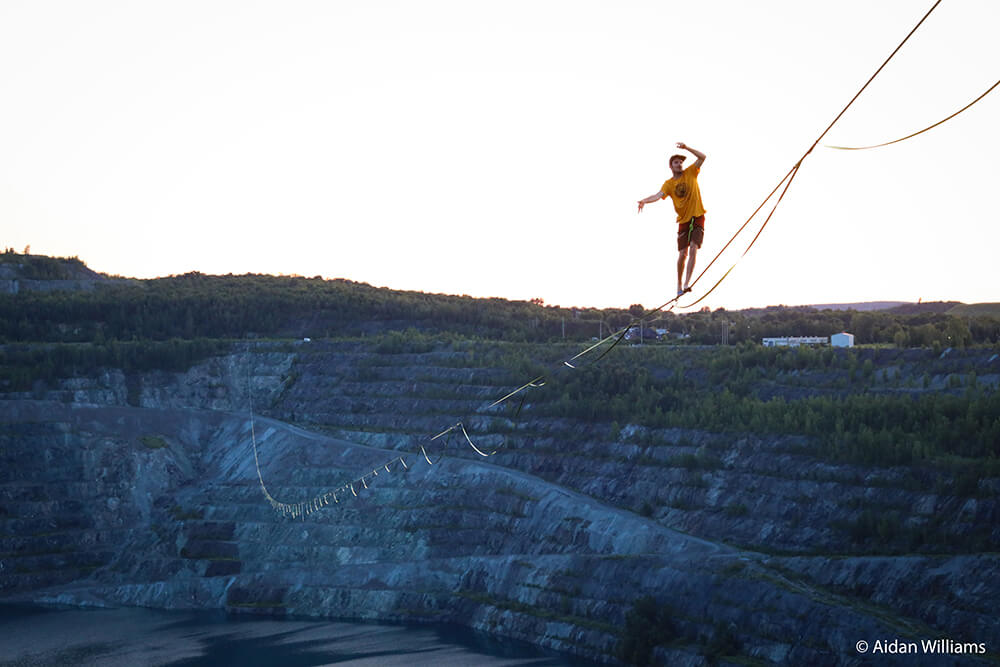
[762,336,828,348]
[625,325,660,341]
[831,332,855,348]
[761,333,856,348]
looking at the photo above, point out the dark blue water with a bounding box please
[0,604,597,666]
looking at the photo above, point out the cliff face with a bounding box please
[1,342,998,665]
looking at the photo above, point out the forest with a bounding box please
[519,344,1000,468]
[2,253,998,349]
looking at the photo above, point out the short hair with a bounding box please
[669,154,687,164]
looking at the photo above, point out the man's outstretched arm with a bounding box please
[637,191,665,212]
[677,142,706,168]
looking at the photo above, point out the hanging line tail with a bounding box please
[825,78,999,151]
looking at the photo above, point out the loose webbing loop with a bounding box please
[420,445,439,465]
[458,422,496,457]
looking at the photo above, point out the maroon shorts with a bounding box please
[677,216,705,251]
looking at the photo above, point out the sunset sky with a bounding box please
[2,1,997,310]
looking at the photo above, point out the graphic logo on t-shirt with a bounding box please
[675,182,689,198]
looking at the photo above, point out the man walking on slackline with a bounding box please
[637,142,707,296]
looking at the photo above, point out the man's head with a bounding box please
[669,154,686,175]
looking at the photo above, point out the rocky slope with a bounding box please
[1,341,998,665]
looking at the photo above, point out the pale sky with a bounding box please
[2,1,997,310]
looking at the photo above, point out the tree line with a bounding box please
[1,269,998,347]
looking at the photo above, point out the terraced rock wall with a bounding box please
[2,340,998,664]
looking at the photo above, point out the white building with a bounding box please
[831,332,855,348]
[762,336,828,348]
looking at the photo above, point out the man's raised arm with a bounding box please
[677,142,706,168]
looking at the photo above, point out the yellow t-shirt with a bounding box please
[660,165,706,224]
